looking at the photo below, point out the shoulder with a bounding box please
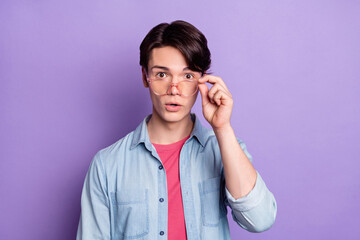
[96,131,135,162]
[87,129,140,175]
[94,115,149,164]
[199,126,253,163]
[198,125,246,149]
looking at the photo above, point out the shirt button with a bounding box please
[160,231,164,235]
[158,165,163,170]
[159,198,164,202]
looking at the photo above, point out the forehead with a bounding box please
[148,46,188,71]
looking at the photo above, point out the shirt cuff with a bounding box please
[225,171,267,212]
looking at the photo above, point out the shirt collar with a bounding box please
[189,113,207,147]
[130,113,207,150]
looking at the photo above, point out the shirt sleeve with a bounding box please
[223,140,277,233]
[76,152,111,240]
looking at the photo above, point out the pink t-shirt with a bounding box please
[153,135,190,240]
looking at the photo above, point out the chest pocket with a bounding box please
[110,189,149,239]
[199,176,227,227]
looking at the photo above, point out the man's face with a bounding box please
[143,46,199,124]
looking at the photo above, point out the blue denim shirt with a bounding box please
[76,114,277,240]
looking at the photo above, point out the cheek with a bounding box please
[149,91,162,108]
[185,93,198,109]
[191,91,199,104]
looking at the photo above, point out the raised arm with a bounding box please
[198,75,277,232]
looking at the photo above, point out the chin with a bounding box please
[157,109,190,123]
[164,112,188,122]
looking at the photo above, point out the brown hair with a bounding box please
[139,20,211,75]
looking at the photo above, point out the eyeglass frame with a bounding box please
[145,70,203,97]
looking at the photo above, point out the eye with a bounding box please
[185,73,194,79]
[156,72,167,78]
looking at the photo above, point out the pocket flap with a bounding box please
[111,189,148,204]
[200,176,221,194]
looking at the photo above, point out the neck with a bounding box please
[147,111,194,145]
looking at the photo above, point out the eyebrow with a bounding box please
[151,65,191,71]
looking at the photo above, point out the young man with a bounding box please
[76,20,277,240]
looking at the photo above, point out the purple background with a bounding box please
[1,1,359,239]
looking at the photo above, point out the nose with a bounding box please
[167,82,181,96]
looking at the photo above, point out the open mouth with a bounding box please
[165,103,181,111]
[166,103,180,107]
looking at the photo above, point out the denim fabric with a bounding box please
[76,113,277,240]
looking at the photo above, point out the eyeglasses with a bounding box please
[146,70,201,97]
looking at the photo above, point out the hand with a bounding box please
[198,75,233,130]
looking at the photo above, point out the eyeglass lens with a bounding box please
[149,71,200,96]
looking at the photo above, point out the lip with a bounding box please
[165,102,182,112]
[165,102,182,106]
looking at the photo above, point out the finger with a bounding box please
[198,83,211,106]
[208,84,220,104]
[198,75,230,93]
[213,90,224,106]
[208,83,230,102]
[213,90,233,106]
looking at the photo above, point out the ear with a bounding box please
[142,67,149,88]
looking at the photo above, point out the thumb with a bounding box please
[198,83,210,106]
